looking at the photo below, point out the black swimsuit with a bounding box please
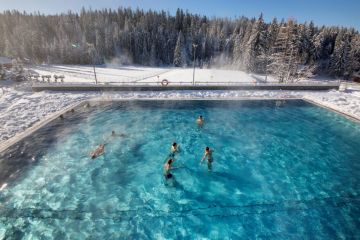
[164,173,173,179]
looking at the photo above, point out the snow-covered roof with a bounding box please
[0,57,12,64]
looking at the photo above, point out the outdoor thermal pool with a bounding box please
[0,99,359,239]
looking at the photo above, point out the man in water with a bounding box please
[201,146,213,171]
[171,142,180,154]
[90,144,105,159]
[163,158,174,179]
[196,115,204,126]
[104,130,126,145]
[111,130,126,138]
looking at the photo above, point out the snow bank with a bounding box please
[304,90,360,120]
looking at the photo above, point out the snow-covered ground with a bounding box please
[30,65,279,84]
[1,65,359,146]
[31,65,170,83]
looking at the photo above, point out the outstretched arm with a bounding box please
[200,153,206,163]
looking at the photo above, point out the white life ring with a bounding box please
[161,79,169,86]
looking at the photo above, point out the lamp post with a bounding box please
[192,44,198,86]
[86,43,98,84]
[72,43,98,84]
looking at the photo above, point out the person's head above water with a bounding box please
[199,115,203,119]
[172,142,177,147]
[167,158,173,164]
[206,146,210,152]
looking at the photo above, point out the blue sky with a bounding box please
[0,0,359,30]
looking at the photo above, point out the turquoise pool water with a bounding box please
[0,100,360,239]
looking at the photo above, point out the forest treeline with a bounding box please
[0,8,359,80]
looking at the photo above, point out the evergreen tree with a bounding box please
[149,42,157,66]
[173,31,187,67]
[330,30,351,77]
[348,35,360,75]
[268,19,300,82]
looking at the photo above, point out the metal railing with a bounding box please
[32,80,340,86]
[193,80,341,86]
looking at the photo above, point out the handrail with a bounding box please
[32,81,340,86]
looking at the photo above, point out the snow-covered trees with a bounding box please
[349,35,360,75]
[330,30,351,77]
[267,19,301,82]
[173,31,187,67]
[0,9,359,79]
[246,13,268,73]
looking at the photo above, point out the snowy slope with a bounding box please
[30,65,170,83]
[30,65,279,84]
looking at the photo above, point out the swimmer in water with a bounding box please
[163,158,174,179]
[90,144,105,159]
[111,130,126,138]
[196,115,204,126]
[201,146,213,171]
[171,142,180,154]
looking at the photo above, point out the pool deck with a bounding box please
[0,97,359,155]
[0,101,86,153]
[302,98,360,123]
[32,82,340,92]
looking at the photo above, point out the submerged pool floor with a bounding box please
[0,100,360,239]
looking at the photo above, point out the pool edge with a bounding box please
[302,97,360,123]
[0,101,87,153]
[1,96,359,154]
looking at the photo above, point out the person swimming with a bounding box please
[111,130,126,138]
[163,158,174,179]
[171,142,180,153]
[90,144,105,159]
[104,130,126,144]
[201,146,213,171]
[196,115,204,125]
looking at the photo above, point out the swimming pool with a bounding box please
[0,99,359,239]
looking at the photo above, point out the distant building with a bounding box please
[0,57,13,69]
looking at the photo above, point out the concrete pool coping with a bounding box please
[0,97,359,154]
[32,82,340,92]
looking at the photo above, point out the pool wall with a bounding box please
[32,82,340,92]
